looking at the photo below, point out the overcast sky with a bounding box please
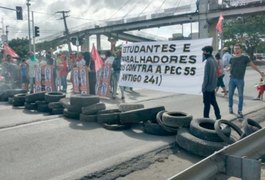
[0,0,198,49]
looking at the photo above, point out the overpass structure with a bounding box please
[36,0,265,51]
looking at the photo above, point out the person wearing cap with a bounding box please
[228,43,264,118]
[201,46,221,120]
[222,47,232,91]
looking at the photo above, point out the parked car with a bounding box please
[254,53,265,60]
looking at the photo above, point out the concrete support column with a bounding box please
[198,0,209,39]
[81,34,90,52]
[108,37,117,53]
[209,22,219,51]
[96,34,101,50]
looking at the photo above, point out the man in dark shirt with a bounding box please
[229,43,264,118]
[201,46,221,120]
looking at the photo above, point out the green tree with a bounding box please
[223,15,265,59]
[8,38,29,59]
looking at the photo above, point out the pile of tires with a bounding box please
[0,84,12,101]
[62,94,100,120]
[96,103,145,131]
[24,92,46,110]
[81,103,147,130]
[0,89,27,102]
[12,93,27,107]
[141,110,192,136]
[176,118,262,157]
[24,91,65,114]
[176,118,231,157]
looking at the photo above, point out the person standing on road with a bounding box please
[112,50,125,99]
[27,51,38,93]
[20,59,29,91]
[201,46,221,120]
[104,51,116,99]
[215,53,227,97]
[222,47,232,92]
[228,43,264,118]
[59,55,68,93]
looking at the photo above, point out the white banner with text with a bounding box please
[119,38,212,95]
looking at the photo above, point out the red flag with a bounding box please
[3,43,19,58]
[216,14,224,33]
[91,44,104,72]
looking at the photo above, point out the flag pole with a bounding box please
[216,13,224,50]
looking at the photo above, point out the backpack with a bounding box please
[216,60,223,77]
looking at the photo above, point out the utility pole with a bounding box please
[5,25,9,41]
[56,10,72,54]
[1,18,4,35]
[32,11,35,54]
[26,0,31,51]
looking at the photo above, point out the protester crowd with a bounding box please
[0,49,125,99]
[201,44,264,120]
[1,43,264,111]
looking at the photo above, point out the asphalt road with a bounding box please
[0,67,264,180]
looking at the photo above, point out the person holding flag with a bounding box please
[91,44,104,95]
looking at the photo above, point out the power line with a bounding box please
[138,0,154,17]
[157,0,168,11]
[107,0,132,20]
[122,0,142,18]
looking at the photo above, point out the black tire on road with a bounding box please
[13,93,27,103]
[190,118,231,142]
[1,89,27,101]
[118,103,144,112]
[120,106,165,124]
[143,120,176,136]
[162,111,192,128]
[13,95,26,106]
[70,94,100,107]
[8,97,14,104]
[24,102,38,110]
[37,103,51,113]
[242,118,262,137]
[81,103,106,115]
[214,119,243,144]
[13,100,25,107]
[102,123,131,131]
[48,102,63,109]
[45,92,66,103]
[51,108,64,115]
[59,98,70,108]
[79,114,97,122]
[97,111,121,124]
[176,128,227,157]
[25,92,46,103]
[63,109,80,120]
[35,100,48,105]
[156,110,178,133]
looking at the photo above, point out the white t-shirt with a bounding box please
[76,59,86,68]
[105,56,114,65]
[27,59,38,78]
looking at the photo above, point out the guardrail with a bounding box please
[169,128,265,180]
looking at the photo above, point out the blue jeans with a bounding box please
[229,78,244,112]
[61,76,67,92]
